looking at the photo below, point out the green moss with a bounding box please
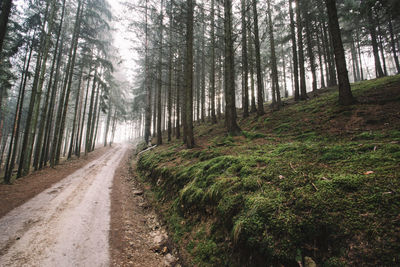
[136,75,400,267]
[193,239,224,266]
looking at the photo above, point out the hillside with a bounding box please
[135,75,400,267]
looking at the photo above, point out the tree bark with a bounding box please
[209,0,217,123]
[289,0,300,101]
[156,0,163,145]
[366,4,384,78]
[388,17,400,73]
[0,0,12,55]
[252,0,264,115]
[325,0,355,105]
[267,0,281,109]
[241,0,249,117]
[17,0,51,178]
[184,0,194,148]
[295,0,307,100]
[144,0,151,144]
[224,0,241,135]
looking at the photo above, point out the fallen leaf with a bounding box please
[364,171,374,175]
[279,175,285,179]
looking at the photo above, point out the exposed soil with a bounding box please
[109,149,179,267]
[0,146,111,218]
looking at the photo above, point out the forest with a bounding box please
[0,0,400,266]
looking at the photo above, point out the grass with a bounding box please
[136,75,400,266]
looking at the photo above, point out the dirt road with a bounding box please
[0,145,128,267]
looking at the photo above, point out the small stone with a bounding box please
[133,190,144,195]
[304,256,316,267]
[164,253,176,265]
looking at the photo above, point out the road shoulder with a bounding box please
[109,149,180,267]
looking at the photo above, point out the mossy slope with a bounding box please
[137,76,400,266]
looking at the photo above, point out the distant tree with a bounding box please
[241,0,249,117]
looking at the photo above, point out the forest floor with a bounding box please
[0,143,179,267]
[135,75,400,267]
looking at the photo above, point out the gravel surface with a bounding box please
[0,145,128,267]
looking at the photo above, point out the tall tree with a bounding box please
[184,0,194,148]
[241,0,249,117]
[295,0,307,100]
[209,0,217,124]
[0,0,13,55]
[289,0,300,101]
[157,0,164,145]
[144,0,151,144]
[224,0,241,134]
[325,0,354,105]
[267,0,281,109]
[252,0,264,115]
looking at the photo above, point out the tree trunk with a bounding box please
[41,24,66,168]
[248,24,257,113]
[241,0,249,117]
[176,56,181,139]
[0,0,12,55]
[366,5,384,78]
[209,0,217,123]
[184,0,194,148]
[157,0,164,145]
[17,0,51,178]
[316,30,326,87]
[224,0,241,135]
[295,0,307,100]
[104,104,112,146]
[304,4,317,92]
[84,70,98,155]
[4,37,34,183]
[200,6,206,123]
[388,17,400,73]
[267,0,281,109]
[144,0,151,144]
[54,0,83,164]
[68,62,84,158]
[34,0,66,170]
[325,0,354,105]
[76,69,92,157]
[252,0,264,115]
[167,0,174,142]
[289,0,300,101]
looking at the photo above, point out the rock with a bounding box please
[163,253,176,266]
[133,190,144,196]
[162,246,168,254]
[153,233,166,245]
[304,256,316,267]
